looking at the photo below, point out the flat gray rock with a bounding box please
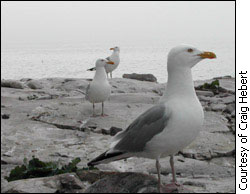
[84,172,158,193]
[1,80,24,89]
[149,156,234,178]
[203,111,230,133]
[196,90,214,97]
[27,80,44,89]
[84,172,191,193]
[211,104,227,112]
[2,173,86,193]
[123,73,157,82]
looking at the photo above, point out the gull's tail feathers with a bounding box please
[87,67,96,71]
[87,150,129,166]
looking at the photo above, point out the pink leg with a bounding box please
[156,156,189,193]
[155,159,162,193]
[170,155,177,183]
[161,155,185,192]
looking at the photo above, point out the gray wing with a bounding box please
[113,103,171,152]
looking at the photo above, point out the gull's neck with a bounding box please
[164,66,196,99]
[112,51,119,56]
[94,67,108,82]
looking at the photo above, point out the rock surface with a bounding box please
[123,73,157,82]
[84,172,159,193]
[1,76,235,193]
[27,80,44,89]
[1,79,24,89]
[2,173,86,193]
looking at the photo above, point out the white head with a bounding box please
[95,58,114,68]
[110,46,120,52]
[167,45,216,71]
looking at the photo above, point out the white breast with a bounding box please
[105,54,120,73]
[144,98,204,159]
[87,81,111,103]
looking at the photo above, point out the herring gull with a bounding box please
[86,59,114,116]
[88,45,216,192]
[87,46,120,79]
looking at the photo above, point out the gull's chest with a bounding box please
[144,98,204,158]
[170,99,204,129]
[105,55,119,73]
[109,55,120,65]
[87,81,111,103]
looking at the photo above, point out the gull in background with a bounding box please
[86,59,114,116]
[88,45,216,192]
[87,46,120,79]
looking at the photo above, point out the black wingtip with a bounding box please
[87,161,94,167]
[87,151,125,167]
[87,67,96,71]
[87,151,108,167]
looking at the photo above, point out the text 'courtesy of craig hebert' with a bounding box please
[238,70,249,191]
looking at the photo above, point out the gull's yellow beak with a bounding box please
[106,61,114,64]
[198,51,216,59]
[110,48,114,50]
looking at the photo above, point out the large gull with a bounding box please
[88,45,216,192]
[87,46,120,79]
[86,59,114,117]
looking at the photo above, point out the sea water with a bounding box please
[1,39,235,83]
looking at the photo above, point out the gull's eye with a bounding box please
[187,48,193,53]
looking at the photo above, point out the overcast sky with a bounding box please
[1,1,235,45]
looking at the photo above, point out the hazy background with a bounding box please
[1,1,235,82]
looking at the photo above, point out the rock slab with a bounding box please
[123,73,157,82]
[2,173,86,193]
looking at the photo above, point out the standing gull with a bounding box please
[87,47,120,79]
[88,45,216,192]
[86,59,114,117]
